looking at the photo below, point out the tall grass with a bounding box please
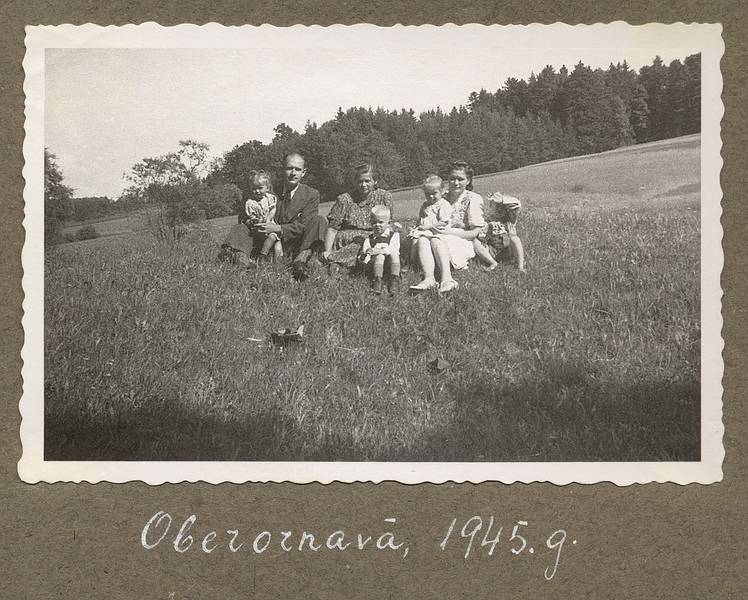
[44,201,700,461]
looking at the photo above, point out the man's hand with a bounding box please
[256,222,282,234]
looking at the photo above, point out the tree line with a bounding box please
[210,54,700,200]
[45,53,699,242]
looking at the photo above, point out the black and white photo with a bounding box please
[19,23,724,483]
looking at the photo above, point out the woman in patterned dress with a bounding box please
[322,163,395,268]
[410,161,485,294]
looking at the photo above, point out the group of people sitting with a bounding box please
[219,152,526,295]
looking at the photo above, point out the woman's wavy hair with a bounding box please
[450,160,474,191]
[351,162,379,189]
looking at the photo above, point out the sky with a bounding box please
[43,27,704,199]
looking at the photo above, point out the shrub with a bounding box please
[201,183,241,219]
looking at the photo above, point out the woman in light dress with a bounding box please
[410,161,485,294]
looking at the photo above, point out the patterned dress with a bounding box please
[326,188,395,267]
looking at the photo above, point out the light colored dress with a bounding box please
[436,190,486,269]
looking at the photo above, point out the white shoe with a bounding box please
[409,278,437,291]
[439,279,459,294]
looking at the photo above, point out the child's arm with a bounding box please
[359,237,373,263]
[430,219,449,232]
[362,238,374,254]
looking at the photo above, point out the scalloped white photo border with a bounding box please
[19,22,724,484]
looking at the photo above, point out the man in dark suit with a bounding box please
[220,151,327,279]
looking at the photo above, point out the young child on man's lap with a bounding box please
[244,171,282,260]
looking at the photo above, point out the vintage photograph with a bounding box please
[20,23,723,483]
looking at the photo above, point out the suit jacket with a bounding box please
[275,183,320,241]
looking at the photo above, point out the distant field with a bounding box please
[62,212,146,239]
[45,135,701,461]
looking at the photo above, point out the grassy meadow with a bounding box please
[44,135,701,461]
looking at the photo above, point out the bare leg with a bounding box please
[509,234,526,272]
[410,237,437,290]
[473,239,498,270]
[431,237,459,293]
[430,237,452,283]
[372,254,385,278]
[416,237,436,281]
[388,253,401,277]
[273,240,284,261]
[387,254,402,294]
[323,227,338,259]
[260,232,278,256]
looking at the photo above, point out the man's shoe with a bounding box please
[236,251,255,269]
[292,260,308,282]
[307,254,322,272]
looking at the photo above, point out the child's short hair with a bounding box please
[422,174,443,190]
[370,205,391,222]
[249,169,272,189]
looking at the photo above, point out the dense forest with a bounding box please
[210,54,701,200]
[46,54,700,239]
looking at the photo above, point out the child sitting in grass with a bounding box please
[360,205,401,295]
[473,191,526,273]
[243,170,282,261]
[408,174,452,239]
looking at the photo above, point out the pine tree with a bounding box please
[527,66,560,116]
[683,53,701,134]
[638,56,669,140]
[563,63,627,153]
[629,84,650,142]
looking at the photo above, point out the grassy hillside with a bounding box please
[66,134,700,245]
[44,135,701,462]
